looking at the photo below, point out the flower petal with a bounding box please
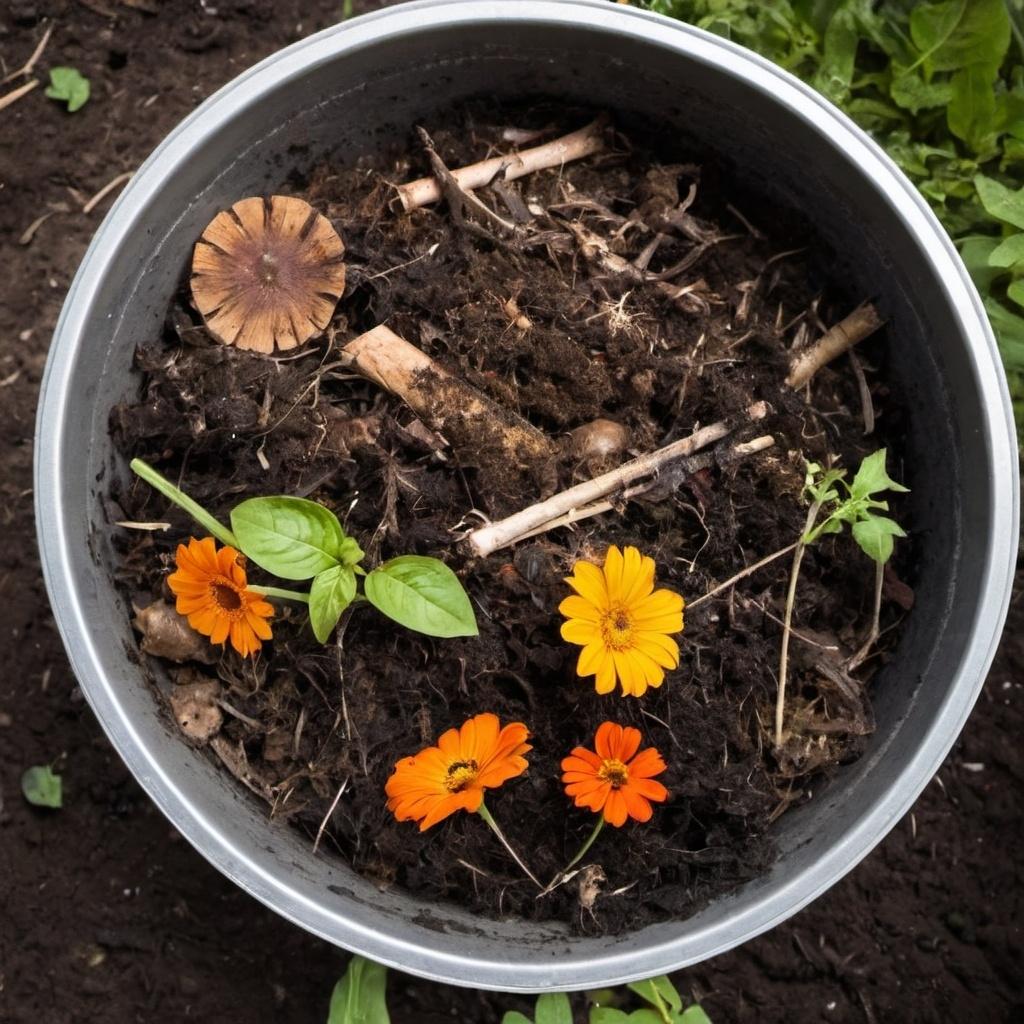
[604,788,628,827]
[566,561,609,610]
[621,546,656,604]
[594,722,623,761]
[594,655,618,695]
[632,631,680,669]
[561,618,600,646]
[622,788,653,822]
[558,595,602,622]
[577,642,607,678]
[631,588,684,632]
[626,747,667,779]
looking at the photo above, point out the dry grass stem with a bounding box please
[397,117,606,211]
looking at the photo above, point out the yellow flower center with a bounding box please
[211,579,244,616]
[599,758,630,789]
[444,759,480,793]
[600,605,634,651]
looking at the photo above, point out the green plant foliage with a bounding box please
[364,555,479,638]
[647,0,1024,431]
[45,67,90,112]
[309,564,358,643]
[327,957,389,1024]
[21,765,62,808]
[588,975,711,1024]
[804,449,909,563]
[231,496,351,580]
[502,992,574,1024]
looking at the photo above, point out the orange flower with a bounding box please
[561,722,668,827]
[386,713,531,831]
[167,536,274,658]
[560,545,684,698]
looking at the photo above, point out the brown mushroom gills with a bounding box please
[190,195,345,354]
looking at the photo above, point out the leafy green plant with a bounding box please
[131,458,478,643]
[327,956,389,1024]
[45,67,90,112]
[776,449,908,744]
[647,0,1024,430]
[21,765,63,808]
[589,976,711,1024]
[503,992,574,1024]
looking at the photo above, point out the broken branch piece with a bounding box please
[396,118,607,212]
[786,302,883,389]
[341,325,556,471]
[467,402,768,558]
[191,195,346,354]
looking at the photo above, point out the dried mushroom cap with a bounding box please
[191,195,345,354]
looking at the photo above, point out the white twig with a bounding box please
[847,559,884,671]
[313,777,349,855]
[688,540,799,610]
[467,403,768,558]
[2,22,53,85]
[396,118,606,211]
[82,171,134,214]
[0,78,39,113]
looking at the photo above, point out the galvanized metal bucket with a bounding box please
[35,0,1018,992]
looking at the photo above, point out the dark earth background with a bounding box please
[0,2,1020,1022]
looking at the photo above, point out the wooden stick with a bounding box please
[786,302,883,389]
[467,402,768,558]
[501,435,776,549]
[396,118,606,212]
[341,325,556,470]
[0,78,38,113]
[1,22,53,85]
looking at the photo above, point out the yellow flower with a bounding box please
[559,545,684,697]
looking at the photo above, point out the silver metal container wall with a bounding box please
[34,0,1018,993]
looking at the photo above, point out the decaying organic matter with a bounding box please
[191,194,346,354]
[111,102,911,935]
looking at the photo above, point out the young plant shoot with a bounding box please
[131,458,477,655]
[776,449,909,746]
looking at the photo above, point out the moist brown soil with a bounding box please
[109,96,908,932]
[1,2,1020,1021]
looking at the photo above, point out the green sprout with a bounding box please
[45,67,90,113]
[776,449,909,746]
[131,458,478,645]
[327,956,389,1023]
[21,765,63,808]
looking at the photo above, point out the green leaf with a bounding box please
[21,766,62,808]
[309,565,357,643]
[678,1008,713,1024]
[327,956,389,1024]
[976,174,1024,229]
[812,6,860,104]
[536,993,574,1024]
[959,235,1005,291]
[45,67,90,112]
[989,233,1024,268]
[622,1012,662,1024]
[909,0,1010,73]
[501,1014,534,1024]
[1009,278,1024,309]
[231,496,347,580]
[628,977,682,1014]
[948,63,999,153]
[849,449,910,498]
[337,535,365,567]
[985,296,1024,366]
[889,71,953,114]
[852,515,906,564]
[364,556,478,638]
[589,1010,630,1024]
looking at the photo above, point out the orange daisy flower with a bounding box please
[561,722,668,827]
[167,536,274,658]
[560,545,684,697]
[386,713,531,831]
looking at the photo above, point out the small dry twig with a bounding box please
[2,22,53,85]
[82,171,135,214]
[786,302,883,389]
[397,117,606,211]
[0,79,39,113]
[467,403,768,557]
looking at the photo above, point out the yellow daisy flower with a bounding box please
[559,545,684,697]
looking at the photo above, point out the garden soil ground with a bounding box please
[1,1,1020,1020]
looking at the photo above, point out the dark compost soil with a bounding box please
[1,2,1020,1021]
[109,99,907,932]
